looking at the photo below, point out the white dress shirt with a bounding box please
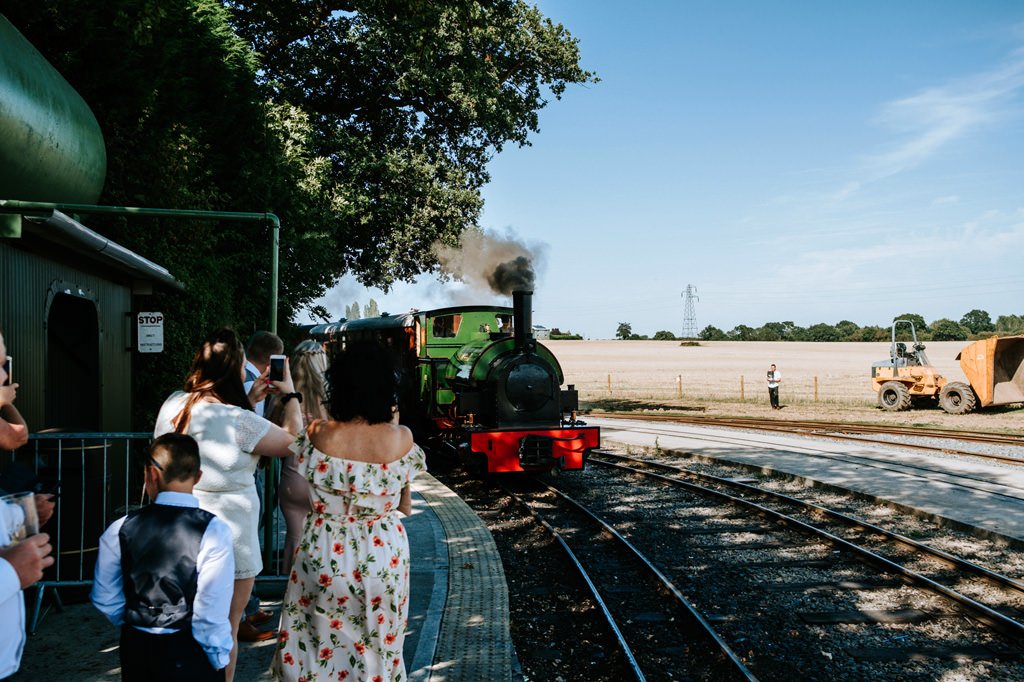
[91,491,235,670]
[243,360,265,417]
[0,501,26,678]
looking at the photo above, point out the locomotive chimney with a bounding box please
[513,289,534,350]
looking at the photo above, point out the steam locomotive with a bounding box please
[312,290,598,473]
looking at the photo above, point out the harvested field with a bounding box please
[548,340,1024,432]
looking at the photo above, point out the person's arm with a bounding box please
[245,367,270,410]
[267,359,302,436]
[192,518,235,671]
[250,408,301,457]
[35,494,54,529]
[90,519,127,627]
[237,408,302,459]
[398,486,412,516]
[0,384,28,450]
[248,361,303,456]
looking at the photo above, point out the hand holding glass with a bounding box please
[2,492,39,544]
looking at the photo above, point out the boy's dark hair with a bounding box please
[325,342,399,425]
[150,433,201,482]
[246,330,284,365]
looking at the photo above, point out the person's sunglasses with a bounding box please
[148,456,164,471]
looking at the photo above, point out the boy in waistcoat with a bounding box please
[92,433,234,681]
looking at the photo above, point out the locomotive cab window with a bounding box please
[432,314,462,338]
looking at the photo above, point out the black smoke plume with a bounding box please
[433,230,543,297]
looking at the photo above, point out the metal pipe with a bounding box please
[0,199,281,332]
[512,289,533,350]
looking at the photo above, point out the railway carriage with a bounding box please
[316,290,598,473]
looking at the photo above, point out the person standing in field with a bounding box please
[767,363,782,410]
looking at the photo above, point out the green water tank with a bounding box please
[0,15,106,204]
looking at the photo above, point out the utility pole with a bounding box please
[681,284,699,338]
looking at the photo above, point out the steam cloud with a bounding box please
[433,230,542,296]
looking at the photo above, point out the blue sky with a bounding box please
[303,1,1024,339]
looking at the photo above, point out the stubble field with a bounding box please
[547,340,1023,431]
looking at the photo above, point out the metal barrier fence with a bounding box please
[2,432,288,634]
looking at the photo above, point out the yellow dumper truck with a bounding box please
[871,320,1024,414]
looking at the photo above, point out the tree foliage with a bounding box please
[698,325,727,341]
[996,314,1024,333]
[2,1,594,425]
[363,298,380,319]
[615,322,633,340]
[960,309,994,334]
[223,0,597,288]
[652,330,677,341]
[626,309,1021,343]
[930,318,969,341]
[892,313,927,340]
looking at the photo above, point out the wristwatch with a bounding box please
[282,392,303,404]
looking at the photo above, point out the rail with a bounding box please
[2,432,289,634]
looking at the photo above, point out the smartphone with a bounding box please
[2,356,10,386]
[268,354,286,382]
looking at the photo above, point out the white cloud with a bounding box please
[932,195,960,205]
[866,51,1024,178]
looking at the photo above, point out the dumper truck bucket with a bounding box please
[956,336,1024,407]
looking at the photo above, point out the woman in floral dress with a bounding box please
[272,343,426,682]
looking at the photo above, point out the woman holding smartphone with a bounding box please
[266,340,329,574]
[153,328,303,682]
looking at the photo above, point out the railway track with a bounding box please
[531,457,1024,680]
[500,478,757,682]
[589,412,1024,465]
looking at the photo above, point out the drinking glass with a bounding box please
[1,491,38,544]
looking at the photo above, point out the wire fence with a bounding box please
[574,373,878,407]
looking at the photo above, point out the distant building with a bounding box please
[532,325,550,340]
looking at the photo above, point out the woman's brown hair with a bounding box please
[173,328,252,432]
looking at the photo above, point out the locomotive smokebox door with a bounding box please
[506,362,552,412]
[498,357,558,425]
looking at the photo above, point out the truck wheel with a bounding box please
[878,381,912,411]
[939,382,977,414]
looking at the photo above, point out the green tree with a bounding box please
[960,309,994,334]
[728,325,755,341]
[852,325,889,342]
[930,318,969,341]
[893,313,928,339]
[753,323,783,341]
[996,314,1024,333]
[835,320,860,340]
[363,298,380,319]
[653,330,677,341]
[616,322,633,340]
[699,325,727,341]
[223,0,598,288]
[804,323,841,342]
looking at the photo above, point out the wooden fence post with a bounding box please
[676,374,682,399]
[814,375,819,402]
[607,373,612,395]
[740,375,745,401]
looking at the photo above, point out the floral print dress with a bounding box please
[272,431,426,682]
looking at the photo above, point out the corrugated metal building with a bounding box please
[1,210,181,432]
